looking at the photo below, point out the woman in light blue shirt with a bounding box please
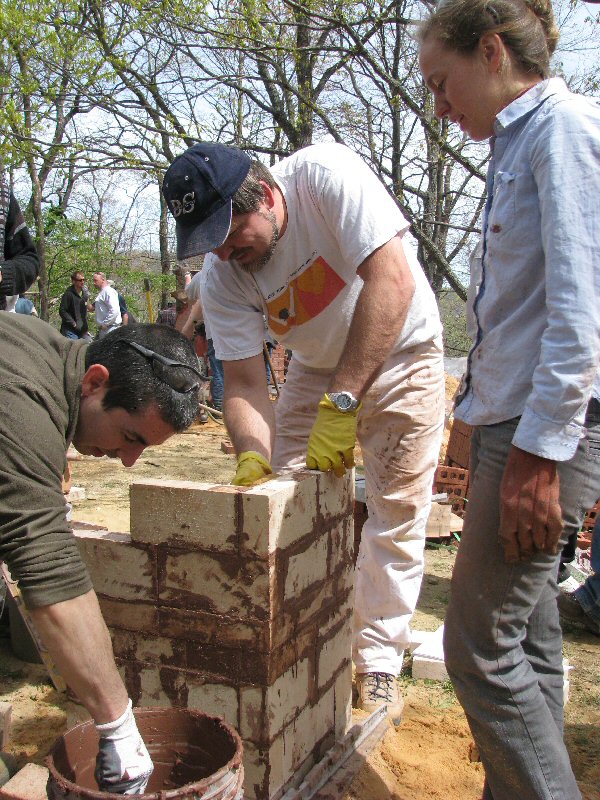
[419,2,600,799]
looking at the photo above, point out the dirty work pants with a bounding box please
[272,339,445,676]
[444,398,600,800]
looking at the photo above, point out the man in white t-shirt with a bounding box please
[91,272,121,337]
[163,142,445,723]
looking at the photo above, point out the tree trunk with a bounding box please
[158,177,171,310]
[28,162,48,320]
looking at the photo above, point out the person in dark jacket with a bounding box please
[0,167,39,310]
[59,271,89,339]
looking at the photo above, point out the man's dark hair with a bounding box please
[85,324,200,431]
[231,160,276,215]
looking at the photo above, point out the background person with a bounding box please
[183,271,224,412]
[117,289,129,325]
[111,283,136,325]
[15,293,37,316]
[157,301,177,328]
[0,314,202,793]
[558,514,600,635]
[418,2,600,798]
[0,165,39,311]
[90,272,121,337]
[163,141,445,723]
[59,271,89,339]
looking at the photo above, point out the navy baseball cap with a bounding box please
[163,142,252,260]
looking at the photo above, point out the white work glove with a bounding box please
[95,700,153,794]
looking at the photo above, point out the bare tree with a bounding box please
[0,0,110,316]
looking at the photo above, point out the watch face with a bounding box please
[330,392,357,412]
[336,394,353,411]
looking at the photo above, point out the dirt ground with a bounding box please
[1,418,599,799]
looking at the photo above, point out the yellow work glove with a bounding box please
[306,394,361,477]
[232,451,273,486]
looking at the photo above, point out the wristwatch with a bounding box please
[328,391,360,412]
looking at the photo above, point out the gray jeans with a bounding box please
[444,399,600,800]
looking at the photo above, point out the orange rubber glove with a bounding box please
[232,451,274,486]
[306,393,361,477]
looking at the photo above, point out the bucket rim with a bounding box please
[45,706,244,800]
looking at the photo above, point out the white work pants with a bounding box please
[272,339,445,676]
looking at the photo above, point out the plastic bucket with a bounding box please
[46,707,244,800]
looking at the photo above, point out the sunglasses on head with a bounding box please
[123,340,209,393]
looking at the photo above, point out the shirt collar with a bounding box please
[494,77,569,135]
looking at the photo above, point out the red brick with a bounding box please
[581,498,600,532]
[0,764,49,800]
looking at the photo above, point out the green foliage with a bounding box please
[44,211,175,331]
[0,0,107,166]
[110,267,176,325]
[438,290,471,357]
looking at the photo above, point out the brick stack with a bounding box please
[269,344,288,387]
[437,418,472,517]
[434,465,469,517]
[444,417,472,470]
[73,471,354,800]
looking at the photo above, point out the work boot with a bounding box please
[355,672,404,725]
[557,562,582,593]
[557,592,600,636]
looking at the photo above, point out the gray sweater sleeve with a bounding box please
[0,383,92,608]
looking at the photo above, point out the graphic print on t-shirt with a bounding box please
[266,256,346,337]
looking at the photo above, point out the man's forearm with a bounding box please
[181,300,203,340]
[331,237,415,397]
[28,589,128,723]
[223,355,276,459]
[224,391,275,459]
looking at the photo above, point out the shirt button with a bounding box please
[491,224,502,233]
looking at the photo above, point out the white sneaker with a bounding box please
[559,575,582,593]
[356,672,404,725]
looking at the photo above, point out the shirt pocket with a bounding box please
[488,171,516,237]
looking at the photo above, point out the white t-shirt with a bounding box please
[186,271,202,302]
[185,270,213,339]
[94,285,121,328]
[201,143,441,369]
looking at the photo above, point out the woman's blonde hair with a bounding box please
[418,0,559,79]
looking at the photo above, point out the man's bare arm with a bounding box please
[330,234,415,397]
[181,299,203,340]
[28,589,128,723]
[223,354,275,459]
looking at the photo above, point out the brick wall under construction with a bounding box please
[73,471,354,800]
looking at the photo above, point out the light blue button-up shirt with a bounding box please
[455,78,600,461]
